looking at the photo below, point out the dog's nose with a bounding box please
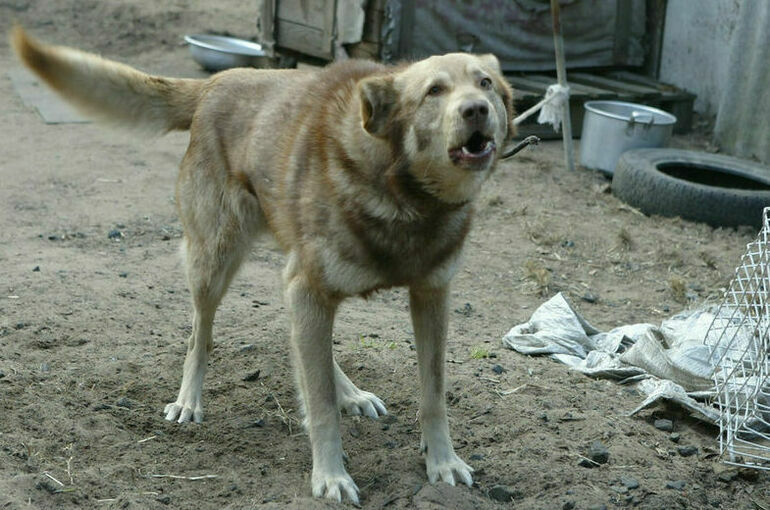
[460,100,489,124]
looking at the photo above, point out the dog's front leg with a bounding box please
[410,284,473,487]
[286,276,359,504]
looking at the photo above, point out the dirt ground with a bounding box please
[1,2,768,509]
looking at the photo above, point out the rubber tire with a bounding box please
[611,149,770,228]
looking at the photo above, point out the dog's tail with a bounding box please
[11,26,204,132]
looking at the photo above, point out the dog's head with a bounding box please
[357,53,514,204]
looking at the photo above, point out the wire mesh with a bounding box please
[706,207,770,469]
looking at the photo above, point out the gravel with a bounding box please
[654,419,673,432]
[665,480,686,490]
[620,475,639,490]
[677,445,698,457]
[588,440,609,465]
[488,485,520,502]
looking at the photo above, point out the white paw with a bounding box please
[338,388,387,419]
[312,469,360,505]
[423,445,474,487]
[164,399,203,423]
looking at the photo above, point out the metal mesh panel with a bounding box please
[706,207,770,469]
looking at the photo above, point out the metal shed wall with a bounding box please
[714,1,769,164]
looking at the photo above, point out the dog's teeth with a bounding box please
[462,146,471,155]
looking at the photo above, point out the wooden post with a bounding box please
[550,0,575,171]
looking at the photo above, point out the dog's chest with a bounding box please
[320,207,471,295]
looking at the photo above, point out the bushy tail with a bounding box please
[11,26,204,132]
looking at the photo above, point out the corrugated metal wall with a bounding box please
[713,1,770,165]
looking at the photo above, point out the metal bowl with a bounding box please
[184,34,271,71]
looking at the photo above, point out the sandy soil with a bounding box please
[1,2,768,509]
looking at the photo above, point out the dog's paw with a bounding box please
[339,388,387,419]
[312,469,360,505]
[424,448,474,487]
[164,399,203,424]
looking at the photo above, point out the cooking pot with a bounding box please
[579,101,677,174]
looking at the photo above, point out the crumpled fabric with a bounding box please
[502,292,724,422]
[537,84,570,132]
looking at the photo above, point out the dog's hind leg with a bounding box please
[334,360,387,418]
[164,233,249,423]
[164,151,259,424]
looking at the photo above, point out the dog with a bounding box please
[12,26,514,504]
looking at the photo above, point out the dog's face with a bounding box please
[358,53,514,203]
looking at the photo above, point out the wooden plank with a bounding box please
[606,71,694,98]
[276,20,332,59]
[276,0,329,26]
[505,75,549,94]
[525,74,614,97]
[570,72,662,99]
[361,6,384,43]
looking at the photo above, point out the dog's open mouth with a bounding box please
[449,131,496,166]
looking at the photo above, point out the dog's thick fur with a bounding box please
[12,26,514,503]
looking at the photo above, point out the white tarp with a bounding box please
[502,293,723,422]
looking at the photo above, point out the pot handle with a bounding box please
[626,111,655,134]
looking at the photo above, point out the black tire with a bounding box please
[611,149,770,228]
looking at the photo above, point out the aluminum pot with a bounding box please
[579,100,677,174]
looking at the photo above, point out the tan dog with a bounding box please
[12,27,514,504]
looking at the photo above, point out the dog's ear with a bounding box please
[479,54,516,137]
[358,75,397,137]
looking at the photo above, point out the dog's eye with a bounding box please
[480,77,492,90]
[427,84,444,96]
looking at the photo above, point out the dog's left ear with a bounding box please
[479,54,516,137]
[358,75,397,137]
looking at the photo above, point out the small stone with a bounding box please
[665,480,686,490]
[563,501,575,510]
[118,272,128,278]
[561,240,575,248]
[718,470,738,483]
[470,453,485,461]
[588,440,609,465]
[588,505,607,510]
[669,432,681,443]
[156,495,171,505]
[662,304,670,313]
[581,292,597,303]
[381,424,390,431]
[108,229,124,240]
[455,303,473,316]
[239,344,256,352]
[249,418,265,428]
[610,485,628,494]
[40,362,50,373]
[492,364,505,375]
[488,485,520,502]
[620,475,639,490]
[32,265,40,272]
[738,468,759,482]
[654,419,673,432]
[0,370,5,379]
[677,445,698,457]
[242,369,261,382]
[116,397,133,408]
